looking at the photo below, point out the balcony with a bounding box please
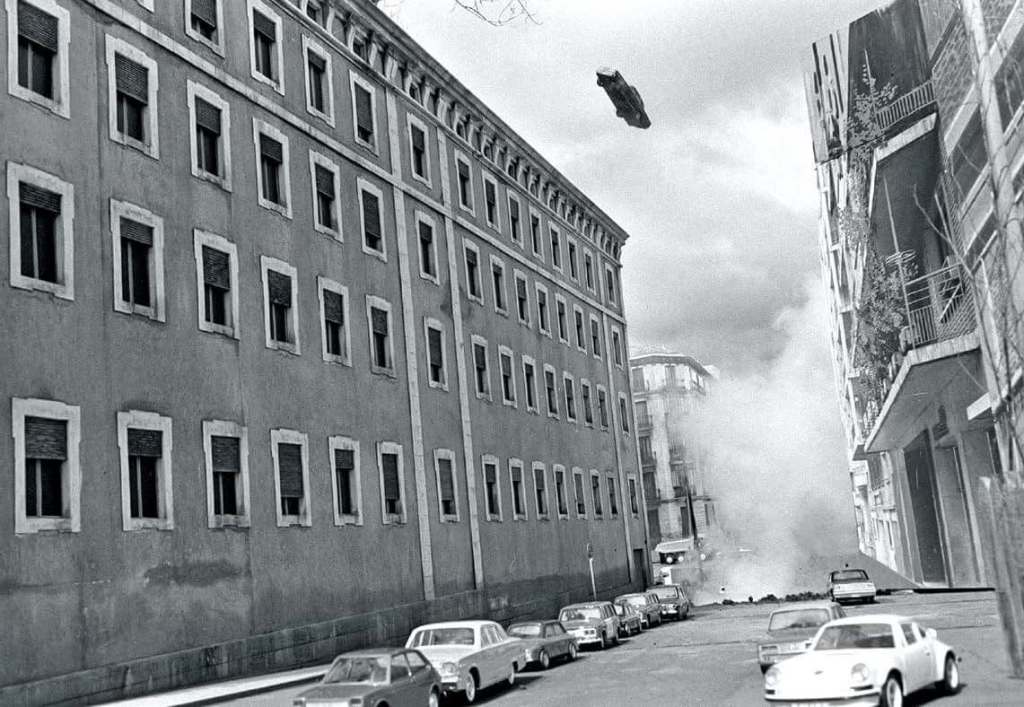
[640,450,657,469]
[636,413,652,430]
[876,81,934,132]
[901,263,975,349]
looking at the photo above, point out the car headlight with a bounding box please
[764,665,780,689]
[440,661,459,676]
[850,662,871,685]
[584,628,596,635]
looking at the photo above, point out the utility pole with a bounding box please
[587,543,597,600]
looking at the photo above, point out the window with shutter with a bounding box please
[267,270,292,344]
[608,476,618,516]
[574,474,586,515]
[427,326,444,384]
[17,1,58,99]
[438,458,456,517]
[592,475,603,516]
[418,221,434,277]
[508,196,520,241]
[115,54,148,142]
[19,182,60,284]
[516,277,528,321]
[381,452,402,515]
[190,0,218,41]
[253,10,277,80]
[195,97,221,176]
[361,190,382,252]
[211,435,240,516]
[484,461,499,518]
[314,165,336,230]
[323,288,345,358]
[534,467,546,516]
[307,52,327,112]
[202,245,231,327]
[127,428,162,519]
[473,343,488,395]
[24,415,66,518]
[370,306,390,369]
[354,82,374,144]
[465,247,480,297]
[410,124,427,177]
[334,448,355,516]
[119,218,153,311]
[511,465,524,517]
[484,180,496,225]
[500,353,514,403]
[259,133,285,205]
[277,442,304,517]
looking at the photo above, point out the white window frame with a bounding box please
[117,410,174,532]
[482,170,500,230]
[553,464,569,520]
[535,283,551,337]
[407,112,432,187]
[184,0,225,55]
[187,80,233,190]
[554,294,569,345]
[110,199,165,322]
[6,0,70,118]
[590,314,603,360]
[357,177,387,261]
[498,345,517,407]
[202,420,251,528]
[252,118,292,218]
[7,162,75,300]
[309,150,342,239]
[377,441,407,524]
[549,224,562,272]
[532,461,549,520]
[563,372,577,423]
[261,255,300,355]
[566,235,579,282]
[424,316,449,391]
[463,240,484,305]
[329,435,363,526]
[349,71,378,153]
[580,378,593,427]
[507,192,523,246]
[105,35,160,159]
[489,254,507,316]
[611,325,624,368]
[573,467,587,519]
[471,334,491,400]
[512,269,530,326]
[509,458,527,521]
[543,363,559,419]
[529,207,543,259]
[318,276,351,365]
[618,392,631,432]
[194,229,240,339]
[12,397,81,534]
[597,384,609,429]
[247,0,284,94]
[454,150,474,214]
[573,304,587,353]
[583,248,596,292]
[366,294,396,376]
[521,354,538,414]
[433,448,460,522]
[481,453,502,522]
[271,428,312,527]
[302,35,335,126]
[415,210,439,285]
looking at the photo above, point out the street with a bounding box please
[222,592,1024,706]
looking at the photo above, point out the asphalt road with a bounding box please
[223,592,1024,706]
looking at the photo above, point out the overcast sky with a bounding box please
[387,0,883,376]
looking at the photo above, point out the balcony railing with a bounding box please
[901,263,975,348]
[877,81,934,131]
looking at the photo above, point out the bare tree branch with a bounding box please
[451,0,538,26]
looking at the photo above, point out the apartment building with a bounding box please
[0,1,646,703]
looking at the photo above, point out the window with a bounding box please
[611,327,623,367]
[110,199,164,321]
[482,455,501,521]
[185,0,223,52]
[628,476,639,515]
[522,355,538,413]
[350,72,377,151]
[12,397,81,534]
[509,459,527,520]
[535,284,550,335]
[483,173,498,228]
[573,468,587,518]
[464,241,483,303]
[499,346,516,406]
[544,365,559,418]
[309,151,341,237]
[514,271,530,325]
[253,119,291,217]
[358,179,386,259]
[608,474,619,517]
[597,385,609,428]
[567,237,579,281]
[434,449,459,521]
[329,436,362,525]
[416,212,438,283]
[408,115,431,185]
[425,318,448,390]
[303,36,334,126]
[117,410,173,531]
[590,315,602,359]
[10,0,70,117]
[555,295,568,343]
[378,441,406,523]
[529,209,543,257]
[7,162,74,299]
[591,472,603,517]
[508,193,522,244]
[549,225,562,270]
[605,265,618,304]
[617,394,631,432]
[203,421,250,528]
[533,463,548,518]
[248,0,282,91]
[188,80,232,188]
[472,335,490,399]
[272,429,311,527]
[583,250,595,291]
[554,465,568,518]
[564,373,576,422]
[194,229,239,338]
[304,0,327,25]
[490,255,507,314]
[318,277,350,365]
[106,36,158,157]
[366,296,395,375]
[573,306,587,352]
[261,257,299,354]
[581,379,593,426]
[455,154,473,212]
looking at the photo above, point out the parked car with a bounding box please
[558,601,621,649]
[756,602,846,673]
[292,648,441,707]
[764,614,960,705]
[405,620,523,704]
[827,568,877,604]
[612,602,643,637]
[614,592,663,628]
[506,620,578,669]
[647,584,691,620]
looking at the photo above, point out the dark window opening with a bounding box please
[127,428,162,519]
[114,54,148,142]
[334,448,356,516]
[524,363,536,409]
[314,165,336,230]
[438,458,456,517]
[17,2,57,99]
[419,221,435,276]
[267,270,293,344]
[473,343,488,395]
[484,462,499,517]
[191,0,218,41]
[307,51,327,112]
[370,306,390,369]
[512,466,524,516]
[323,289,345,357]
[534,468,547,515]
[555,473,567,515]
[381,451,402,516]
[202,245,231,327]
[362,190,383,252]
[119,218,153,310]
[253,11,277,81]
[211,435,240,516]
[411,124,427,178]
[465,248,480,297]
[354,84,374,144]
[427,326,444,384]
[24,415,66,518]
[259,133,285,206]
[277,441,303,517]
[19,183,60,284]
[195,97,221,176]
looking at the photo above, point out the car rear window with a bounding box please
[815,623,894,650]
[508,624,542,638]
[409,628,475,646]
[560,607,601,621]
[650,586,679,599]
[830,570,869,582]
[768,609,829,631]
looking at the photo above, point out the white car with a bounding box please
[828,568,877,604]
[405,620,524,703]
[764,614,960,706]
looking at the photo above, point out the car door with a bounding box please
[545,623,564,657]
[478,625,498,686]
[387,652,414,707]
[402,650,434,705]
[492,623,519,672]
[899,622,930,692]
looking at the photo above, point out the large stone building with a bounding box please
[0,0,648,702]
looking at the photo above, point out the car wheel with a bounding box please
[538,650,550,670]
[939,653,960,694]
[598,632,607,650]
[568,642,578,661]
[611,630,620,646]
[507,665,516,687]
[428,689,440,707]
[464,672,478,704]
[759,664,769,675]
[880,673,902,707]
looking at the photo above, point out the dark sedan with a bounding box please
[507,620,578,669]
[648,584,691,621]
[293,648,442,707]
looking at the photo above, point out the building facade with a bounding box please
[629,354,716,551]
[0,0,648,703]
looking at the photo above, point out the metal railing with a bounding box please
[877,80,935,131]
[902,263,975,348]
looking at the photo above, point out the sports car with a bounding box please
[764,614,960,706]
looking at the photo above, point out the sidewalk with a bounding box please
[102,665,328,707]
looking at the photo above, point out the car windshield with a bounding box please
[651,587,679,599]
[560,607,601,621]
[831,570,869,583]
[624,596,647,608]
[814,623,895,650]
[409,628,476,647]
[323,657,389,685]
[769,609,830,631]
[508,624,542,638]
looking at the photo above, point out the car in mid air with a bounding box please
[558,601,621,649]
[405,620,523,704]
[828,568,877,604]
[756,602,846,673]
[614,592,663,628]
[648,583,691,620]
[292,648,442,707]
[506,620,578,669]
[764,614,960,706]
[613,602,643,637]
